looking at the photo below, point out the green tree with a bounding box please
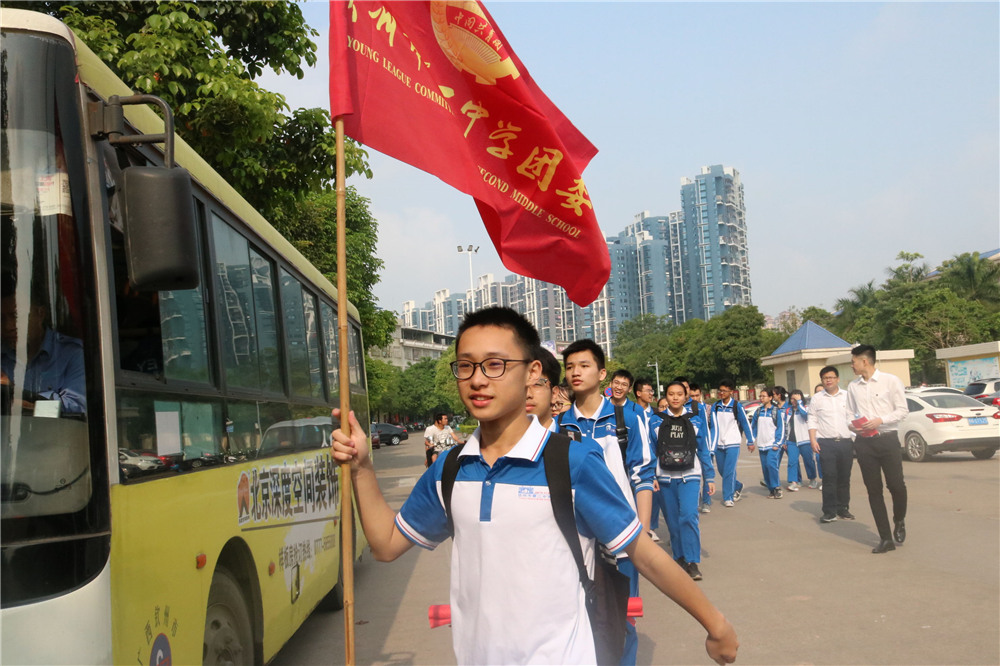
[939,251,1000,310]
[885,251,930,287]
[397,358,454,420]
[704,306,771,385]
[365,357,402,422]
[611,314,673,380]
[433,347,466,416]
[276,188,396,350]
[799,306,834,329]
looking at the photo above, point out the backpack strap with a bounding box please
[613,403,628,462]
[441,442,467,536]
[542,433,594,601]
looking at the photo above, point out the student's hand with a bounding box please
[705,615,739,664]
[330,409,372,471]
[747,444,755,453]
[707,481,716,496]
[811,440,821,454]
[653,479,660,492]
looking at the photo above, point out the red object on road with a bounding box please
[428,597,643,628]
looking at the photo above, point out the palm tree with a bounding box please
[834,280,878,328]
[939,252,1000,309]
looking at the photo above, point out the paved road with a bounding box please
[274,440,1000,665]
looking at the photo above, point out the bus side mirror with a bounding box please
[121,166,199,291]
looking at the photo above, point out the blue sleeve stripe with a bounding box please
[395,514,439,551]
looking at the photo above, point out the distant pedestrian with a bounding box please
[550,382,572,421]
[688,382,713,513]
[424,412,460,467]
[808,366,855,524]
[847,345,909,554]
[708,379,755,507]
[633,377,664,542]
[750,388,784,499]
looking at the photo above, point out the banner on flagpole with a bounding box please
[330,0,610,306]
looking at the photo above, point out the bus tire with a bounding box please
[204,566,254,665]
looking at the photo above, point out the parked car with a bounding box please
[118,448,166,478]
[371,422,408,446]
[978,390,1000,407]
[899,390,1000,461]
[740,400,761,421]
[963,378,1000,400]
[907,386,964,395]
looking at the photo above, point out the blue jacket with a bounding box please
[750,405,785,449]
[558,397,655,497]
[648,407,714,483]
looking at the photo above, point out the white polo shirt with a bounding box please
[396,417,641,665]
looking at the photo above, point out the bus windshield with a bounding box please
[1,30,108,607]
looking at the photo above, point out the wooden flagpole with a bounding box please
[334,115,356,665]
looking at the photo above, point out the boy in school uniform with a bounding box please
[526,346,561,431]
[558,339,655,665]
[708,379,755,507]
[330,307,738,665]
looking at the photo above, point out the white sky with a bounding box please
[260,1,1000,318]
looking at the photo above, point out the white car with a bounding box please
[899,391,1000,461]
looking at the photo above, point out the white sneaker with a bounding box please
[808,479,819,489]
[733,490,743,502]
[788,482,800,492]
[647,530,661,542]
[723,500,735,507]
[700,505,711,514]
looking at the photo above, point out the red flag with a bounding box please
[330,1,610,306]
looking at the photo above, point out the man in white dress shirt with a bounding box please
[808,366,855,524]
[846,345,909,554]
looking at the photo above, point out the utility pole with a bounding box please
[647,361,661,399]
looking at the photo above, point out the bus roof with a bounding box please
[2,8,358,320]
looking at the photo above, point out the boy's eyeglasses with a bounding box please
[451,358,530,380]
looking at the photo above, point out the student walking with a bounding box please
[782,390,816,490]
[649,381,715,580]
[559,340,654,665]
[750,388,784,499]
[330,308,738,665]
[708,380,755,507]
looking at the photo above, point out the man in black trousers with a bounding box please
[807,366,855,525]
[846,345,909,554]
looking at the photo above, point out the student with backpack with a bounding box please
[559,339,654,665]
[750,388,785,499]
[329,308,738,665]
[648,382,715,581]
[708,380,755,507]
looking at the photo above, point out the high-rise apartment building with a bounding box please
[679,165,752,321]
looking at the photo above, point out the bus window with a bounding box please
[280,270,322,400]
[349,322,363,388]
[225,400,291,460]
[211,217,282,394]
[116,391,223,471]
[320,302,339,396]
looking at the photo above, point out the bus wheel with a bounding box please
[204,567,253,666]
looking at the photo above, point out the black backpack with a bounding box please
[654,406,699,471]
[440,434,629,665]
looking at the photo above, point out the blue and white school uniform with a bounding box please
[782,403,815,483]
[751,405,785,491]
[559,398,653,666]
[648,408,714,564]
[708,399,755,502]
[396,417,641,665]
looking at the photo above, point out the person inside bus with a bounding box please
[1,286,86,415]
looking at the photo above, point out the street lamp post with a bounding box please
[457,245,479,311]
[647,361,660,400]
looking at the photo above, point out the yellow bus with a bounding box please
[1,9,370,664]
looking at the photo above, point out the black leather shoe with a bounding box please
[872,538,896,554]
[894,520,906,543]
